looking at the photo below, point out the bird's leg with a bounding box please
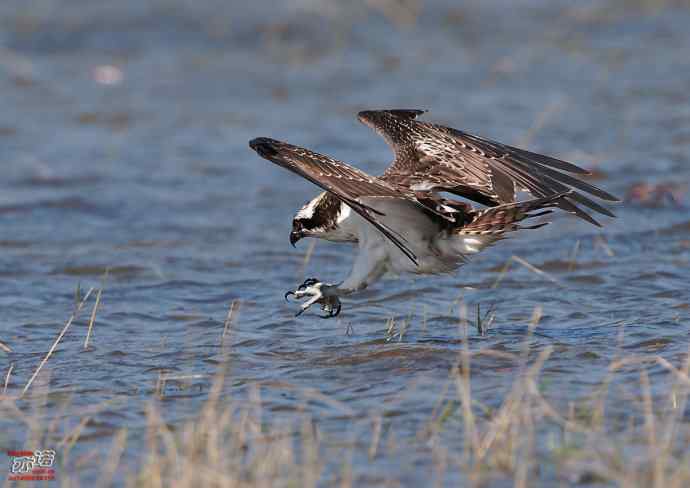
[284,231,387,319]
[285,278,341,319]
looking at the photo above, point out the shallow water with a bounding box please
[1,0,689,485]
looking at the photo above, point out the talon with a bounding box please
[287,278,340,319]
[318,297,341,319]
[320,303,332,317]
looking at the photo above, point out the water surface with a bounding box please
[1,0,689,485]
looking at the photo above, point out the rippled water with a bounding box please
[1,0,689,485]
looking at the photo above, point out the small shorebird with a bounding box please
[249,109,618,318]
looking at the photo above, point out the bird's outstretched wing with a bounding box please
[358,109,619,226]
[250,137,427,264]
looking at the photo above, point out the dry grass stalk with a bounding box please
[491,257,513,289]
[594,234,615,256]
[3,363,14,396]
[492,255,561,289]
[221,300,240,350]
[154,370,165,398]
[21,286,94,398]
[517,99,564,147]
[511,255,562,286]
[97,428,128,487]
[1,342,690,487]
[568,240,581,272]
[84,269,109,349]
[384,316,396,340]
[457,304,479,458]
[4,297,690,487]
[300,239,317,276]
[58,415,92,452]
[475,302,496,336]
[368,415,383,459]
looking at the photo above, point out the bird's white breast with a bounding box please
[357,198,457,275]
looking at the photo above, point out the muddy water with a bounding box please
[1,0,689,485]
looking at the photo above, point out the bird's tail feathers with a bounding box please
[459,191,571,237]
[435,192,570,258]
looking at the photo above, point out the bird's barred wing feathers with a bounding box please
[249,137,421,264]
[357,109,619,227]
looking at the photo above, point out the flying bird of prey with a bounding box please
[249,109,618,318]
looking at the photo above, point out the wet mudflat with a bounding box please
[1,0,689,486]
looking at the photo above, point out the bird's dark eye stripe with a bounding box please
[295,194,342,230]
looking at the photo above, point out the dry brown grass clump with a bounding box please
[2,292,690,487]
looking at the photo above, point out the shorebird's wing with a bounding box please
[250,137,427,264]
[358,109,619,227]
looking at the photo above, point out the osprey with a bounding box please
[249,109,618,318]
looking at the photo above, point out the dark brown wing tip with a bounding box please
[249,137,281,158]
[528,191,611,227]
[387,109,427,119]
[558,196,603,227]
[357,109,427,123]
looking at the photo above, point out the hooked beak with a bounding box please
[289,230,303,247]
